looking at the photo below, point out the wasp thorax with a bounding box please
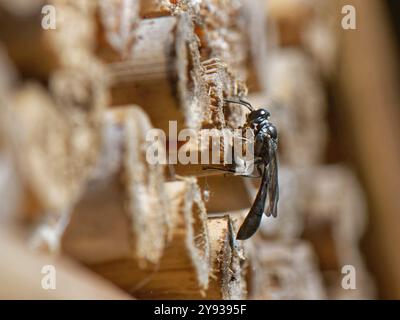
[267,125,278,139]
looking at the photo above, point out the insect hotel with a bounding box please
[3,0,400,299]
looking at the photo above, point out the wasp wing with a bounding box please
[236,136,279,239]
[265,141,279,217]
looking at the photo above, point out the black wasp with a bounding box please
[222,99,279,240]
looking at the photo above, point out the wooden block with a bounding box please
[0,0,98,78]
[139,0,173,18]
[96,0,140,62]
[0,0,108,222]
[194,1,248,80]
[6,83,101,221]
[87,178,210,299]
[201,58,247,129]
[139,1,250,83]
[0,0,108,221]
[109,3,248,133]
[171,127,252,178]
[205,215,247,299]
[108,14,212,132]
[40,106,171,267]
[198,175,252,213]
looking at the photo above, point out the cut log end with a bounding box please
[79,178,209,299]
[96,0,140,62]
[119,107,170,263]
[164,178,210,292]
[10,84,96,217]
[56,106,170,266]
[206,215,247,300]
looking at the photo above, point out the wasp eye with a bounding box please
[260,108,270,118]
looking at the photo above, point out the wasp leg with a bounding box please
[203,165,263,178]
[203,165,236,173]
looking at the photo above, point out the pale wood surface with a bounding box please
[0,230,130,299]
[336,0,400,299]
[76,179,210,299]
[205,215,247,299]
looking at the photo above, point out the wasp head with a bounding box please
[247,108,270,122]
[246,108,270,131]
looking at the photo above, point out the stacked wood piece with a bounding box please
[84,178,211,299]
[18,1,253,299]
[206,215,247,299]
[59,106,171,264]
[0,1,100,78]
[106,13,211,132]
[0,0,108,224]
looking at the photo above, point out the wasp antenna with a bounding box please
[223,99,254,112]
[238,99,254,111]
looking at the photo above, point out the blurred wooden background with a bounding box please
[0,0,400,299]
